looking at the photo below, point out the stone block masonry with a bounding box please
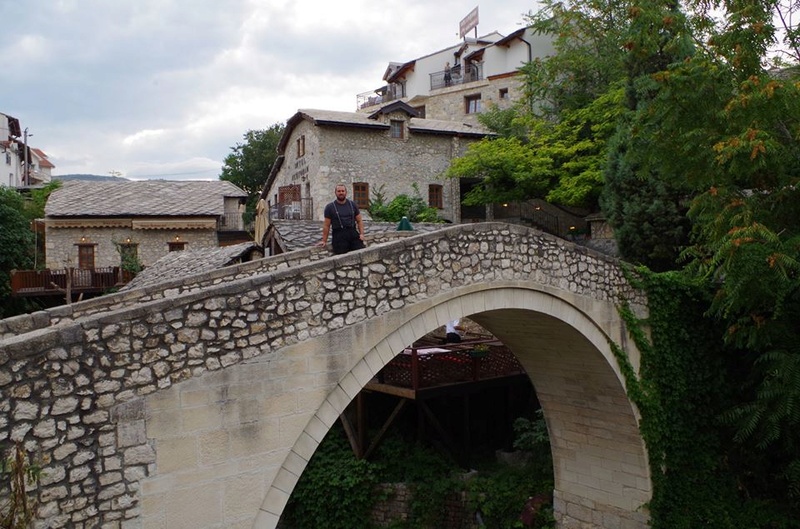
[0,222,649,529]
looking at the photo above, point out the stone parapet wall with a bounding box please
[0,230,419,340]
[0,223,646,528]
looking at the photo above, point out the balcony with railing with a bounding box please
[218,212,254,232]
[268,197,314,221]
[430,63,482,91]
[10,267,135,297]
[357,82,406,110]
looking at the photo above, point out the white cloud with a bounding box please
[0,0,541,179]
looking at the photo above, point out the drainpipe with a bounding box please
[519,30,535,112]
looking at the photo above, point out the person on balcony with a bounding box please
[319,183,365,255]
[444,62,452,87]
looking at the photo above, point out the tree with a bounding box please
[220,123,285,212]
[445,0,631,212]
[0,187,35,318]
[622,0,800,506]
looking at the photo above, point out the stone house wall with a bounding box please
[270,117,479,223]
[44,226,218,269]
[423,75,524,125]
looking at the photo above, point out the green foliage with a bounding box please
[220,124,284,212]
[368,184,443,223]
[1,443,42,529]
[23,181,60,221]
[112,241,144,275]
[446,137,555,206]
[615,269,800,528]
[467,465,554,529]
[281,428,379,529]
[523,0,629,115]
[0,188,36,319]
[600,126,693,271]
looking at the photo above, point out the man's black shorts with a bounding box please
[332,228,365,255]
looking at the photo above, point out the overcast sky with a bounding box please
[1,0,541,181]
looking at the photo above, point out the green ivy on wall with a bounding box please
[614,269,800,529]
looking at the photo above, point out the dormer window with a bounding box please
[390,120,404,139]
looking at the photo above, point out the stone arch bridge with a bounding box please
[0,223,650,529]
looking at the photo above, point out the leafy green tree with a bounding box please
[600,0,696,271]
[522,0,630,116]
[445,0,632,212]
[621,0,800,508]
[220,123,284,212]
[0,187,35,318]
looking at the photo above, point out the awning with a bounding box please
[132,219,217,230]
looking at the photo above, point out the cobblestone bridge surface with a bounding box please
[0,223,649,529]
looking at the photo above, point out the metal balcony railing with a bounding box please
[269,198,314,221]
[430,64,482,91]
[218,212,253,232]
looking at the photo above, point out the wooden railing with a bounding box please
[10,267,135,297]
[377,340,525,391]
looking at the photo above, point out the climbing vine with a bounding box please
[613,268,800,528]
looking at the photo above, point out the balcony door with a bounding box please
[77,244,95,269]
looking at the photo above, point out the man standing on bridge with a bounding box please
[319,183,365,255]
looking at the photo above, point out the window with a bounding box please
[499,88,509,100]
[296,135,306,157]
[5,153,10,165]
[390,120,404,139]
[168,242,187,252]
[413,106,426,119]
[429,184,443,209]
[465,94,482,114]
[353,182,369,209]
[76,244,95,269]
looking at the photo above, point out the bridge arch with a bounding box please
[256,284,650,529]
[0,223,649,529]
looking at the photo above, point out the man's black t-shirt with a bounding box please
[324,199,360,230]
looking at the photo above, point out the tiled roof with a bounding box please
[269,219,449,252]
[121,242,258,291]
[32,148,55,168]
[45,180,247,217]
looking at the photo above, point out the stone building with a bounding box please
[356,27,555,125]
[261,101,490,224]
[1,111,55,187]
[43,180,248,270]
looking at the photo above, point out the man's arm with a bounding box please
[355,213,364,240]
[319,217,332,246]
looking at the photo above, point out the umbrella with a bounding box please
[254,198,268,247]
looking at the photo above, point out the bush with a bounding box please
[369,184,443,223]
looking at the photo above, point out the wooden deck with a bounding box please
[10,267,134,297]
[343,338,530,464]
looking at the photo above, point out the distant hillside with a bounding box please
[53,173,130,182]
